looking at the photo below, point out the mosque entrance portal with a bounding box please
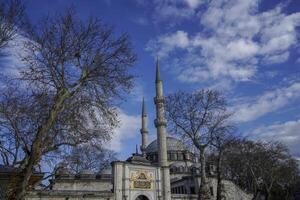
[135,195,149,200]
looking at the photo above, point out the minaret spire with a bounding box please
[140,97,148,156]
[154,59,171,200]
[142,97,147,116]
[156,58,161,83]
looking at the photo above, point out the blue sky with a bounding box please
[6,0,300,160]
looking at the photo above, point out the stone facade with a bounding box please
[113,160,161,200]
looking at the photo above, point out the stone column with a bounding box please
[113,162,123,200]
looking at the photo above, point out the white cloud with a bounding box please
[150,0,204,22]
[146,0,300,84]
[208,78,233,91]
[262,52,290,64]
[0,33,28,78]
[250,119,300,158]
[133,17,148,26]
[146,30,190,58]
[185,0,202,9]
[105,109,140,152]
[230,82,300,123]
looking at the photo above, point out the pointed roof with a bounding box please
[155,58,161,83]
[142,97,147,116]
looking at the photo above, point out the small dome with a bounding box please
[126,153,151,165]
[100,168,112,175]
[56,167,71,175]
[79,169,94,175]
[145,137,188,153]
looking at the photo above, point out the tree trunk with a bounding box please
[198,147,211,200]
[13,89,71,200]
[252,191,258,200]
[216,150,222,200]
[14,138,41,200]
[266,189,272,200]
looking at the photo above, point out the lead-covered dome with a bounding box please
[145,137,187,153]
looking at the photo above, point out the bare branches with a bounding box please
[0,0,25,50]
[223,140,299,199]
[165,89,230,149]
[0,8,135,200]
[21,10,135,95]
[165,89,232,200]
[59,144,116,174]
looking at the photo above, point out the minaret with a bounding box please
[154,59,171,200]
[140,98,149,156]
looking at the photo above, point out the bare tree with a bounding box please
[257,142,299,200]
[0,9,136,200]
[0,0,25,51]
[60,144,117,174]
[32,146,117,191]
[165,90,231,200]
[210,128,237,200]
[223,140,299,200]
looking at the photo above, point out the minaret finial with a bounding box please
[155,58,161,83]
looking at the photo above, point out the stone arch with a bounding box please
[135,195,149,200]
[133,193,152,200]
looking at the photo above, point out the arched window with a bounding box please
[170,153,176,160]
[179,166,184,173]
[153,154,156,161]
[170,167,174,173]
[168,153,171,160]
[210,187,214,196]
[177,153,183,160]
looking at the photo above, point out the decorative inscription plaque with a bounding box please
[131,171,152,189]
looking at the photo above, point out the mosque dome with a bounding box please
[145,137,188,153]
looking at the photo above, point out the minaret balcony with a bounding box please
[154,97,164,104]
[140,129,149,134]
[154,118,167,127]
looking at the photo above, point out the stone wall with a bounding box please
[52,179,112,192]
[171,194,198,200]
[169,177,253,200]
[208,178,253,200]
[26,190,114,200]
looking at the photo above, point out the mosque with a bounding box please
[1,62,252,200]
